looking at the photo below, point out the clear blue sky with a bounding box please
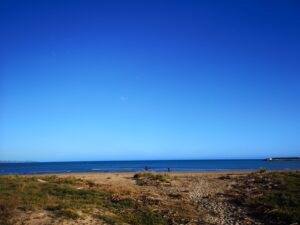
[1,0,300,161]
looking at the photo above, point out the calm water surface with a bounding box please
[1,160,300,174]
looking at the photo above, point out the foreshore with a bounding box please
[23,170,257,188]
[3,168,297,179]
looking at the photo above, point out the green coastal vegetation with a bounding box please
[133,172,172,186]
[0,171,299,225]
[0,175,168,225]
[244,172,300,224]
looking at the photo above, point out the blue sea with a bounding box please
[1,160,300,174]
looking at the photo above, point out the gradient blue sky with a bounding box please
[1,0,300,161]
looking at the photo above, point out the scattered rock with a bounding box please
[37,179,46,183]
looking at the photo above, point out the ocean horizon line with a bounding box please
[0,158,269,163]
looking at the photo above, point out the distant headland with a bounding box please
[264,157,300,161]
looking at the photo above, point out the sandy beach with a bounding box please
[1,169,299,225]
[48,170,259,224]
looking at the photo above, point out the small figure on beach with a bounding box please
[167,167,170,172]
[144,166,148,171]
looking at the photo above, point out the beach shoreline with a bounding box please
[4,168,300,177]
